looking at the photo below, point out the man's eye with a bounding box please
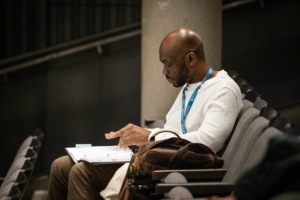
[165,62,172,67]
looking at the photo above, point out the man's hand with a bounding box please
[105,123,151,148]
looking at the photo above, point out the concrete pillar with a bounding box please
[141,0,222,125]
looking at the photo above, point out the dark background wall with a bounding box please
[223,0,300,107]
[222,0,300,129]
[0,0,299,178]
[0,36,141,176]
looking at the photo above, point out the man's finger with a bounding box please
[105,131,119,139]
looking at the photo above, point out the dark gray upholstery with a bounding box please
[223,116,270,183]
[243,126,283,171]
[3,157,34,184]
[0,182,21,200]
[222,106,260,168]
[13,137,41,162]
[0,170,27,199]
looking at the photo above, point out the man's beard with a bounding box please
[173,79,186,88]
[173,66,189,87]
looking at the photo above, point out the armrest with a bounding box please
[152,168,227,182]
[130,182,233,199]
[154,182,233,198]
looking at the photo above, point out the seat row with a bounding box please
[127,70,300,199]
[0,129,44,200]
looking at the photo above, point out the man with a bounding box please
[47,27,243,200]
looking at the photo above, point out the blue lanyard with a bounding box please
[181,67,213,134]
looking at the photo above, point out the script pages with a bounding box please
[65,145,134,165]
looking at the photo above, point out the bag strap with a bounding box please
[167,143,218,168]
[167,145,189,168]
[137,130,181,155]
[149,130,180,141]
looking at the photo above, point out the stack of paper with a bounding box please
[65,145,134,165]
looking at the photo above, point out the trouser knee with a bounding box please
[69,162,86,181]
[50,155,73,179]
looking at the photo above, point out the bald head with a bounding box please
[159,27,206,61]
[159,28,211,86]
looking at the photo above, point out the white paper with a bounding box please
[65,145,133,165]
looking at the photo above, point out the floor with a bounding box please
[23,174,49,200]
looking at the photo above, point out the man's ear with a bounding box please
[186,52,197,66]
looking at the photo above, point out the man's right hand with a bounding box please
[105,123,151,148]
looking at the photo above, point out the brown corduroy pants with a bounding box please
[46,155,122,200]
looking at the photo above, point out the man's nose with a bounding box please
[162,66,168,75]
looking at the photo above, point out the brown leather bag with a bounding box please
[119,130,224,199]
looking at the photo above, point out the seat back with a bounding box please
[0,169,28,187]
[222,107,260,168]
[13,137,41,162]
[235,76,248,88]
[227,69,239,80]
[253,96,268,111]
[242,126,283,171]
[233,130,300,200]
[4,157,34,183]
[239,99,254,118]
[223,115,270,183]
[0,170,29,198]
[270,115,292,132]
[13,147,38,165]
[32,128,44,142]
[260,106,279,121]
[240,84,254,96]
[218,99,254,157]
[0,182,22,200]
[0,129,44,199]
[0,156,34,193]
[243,89,261,103]
[31,129,44,154]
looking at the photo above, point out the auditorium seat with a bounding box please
[0,129,45,200]
[150,126,283,199]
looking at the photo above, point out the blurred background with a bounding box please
[0,0,299,182]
